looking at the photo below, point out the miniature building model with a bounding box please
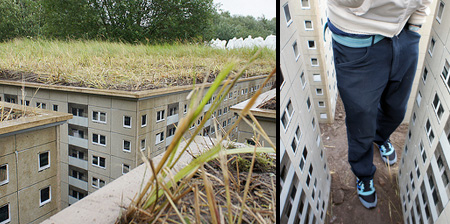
[230,88,276,147]
[0,75,273,209]
[0,102,72,224]
[398,0,450,223]
[280,0,331,223]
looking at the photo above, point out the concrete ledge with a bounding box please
[0,101,72,136]
[42,136,229,224]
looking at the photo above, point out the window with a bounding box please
[92,111,107,123]
[281,100,294,130]
[228,92,233,99]
[307,164,313,187]
[429,37,436,56]
[437,155,450,187]
[156,110,165,122]
[92,177,105,188]
[441,60,450,90]
[320,113,328,119]
[311,58,319,66]
[422,67,428,84]
[40,186,51,206]
[224,107,228,114]
[307,97,311,110]
[437,1,445,23]
[141,139,146,151]
[184,104,188,114]
[92,155,106,168]
[0,164,8,185]
[313,74,321,82]
[293,41,300,61]
[283,3,292,25]
[122,164,130,174]
[420,141,427,164]
[432,93,445,121]
[316,88,323,95]
[301,0,310,8]
[305,20,313,30]
[223,121,227,127]
[410,172,415,191]
[39,151,50,171]
[291,126,302,153]
[412,112,416,125]
[92,133,106,146]
[69,147,85,160]
[36,102,46,109]
[123,116,131,128]
[72,107,84,117]
[416,91,422,106]
[312,118,316,130]
[141,114,147,127]
[169,106,178,116]
[425,119,434,145]
[300,146,308,171]
[308,40,316,49]
[52,104,58,111]
[4,95,17,104]
[21,100,30,106]
[300,72,306,88]
[218,109,222,116]
[123,140,131,152]
[318,101,325,107]
[0,203,10,224]
[415,159,421,178]
[156,132,164,145]
[168,126,176,137]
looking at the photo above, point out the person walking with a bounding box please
[327,0,432,208]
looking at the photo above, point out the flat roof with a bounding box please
[0,75,270,99]
[230,89,275,119]
[0,39,275,92]
[0,101,72,136]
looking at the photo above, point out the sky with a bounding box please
[213,0,276,19]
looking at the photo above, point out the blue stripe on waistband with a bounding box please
[332,33,385,48]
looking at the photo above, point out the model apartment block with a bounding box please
[280,0,331,223]
[0,75,273,210]
[399,0,450,223]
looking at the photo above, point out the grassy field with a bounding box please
[0,38,275,90]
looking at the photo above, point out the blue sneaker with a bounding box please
[356,178,377,209]
[377,140,397,165]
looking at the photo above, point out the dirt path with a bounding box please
[321,97,407,224]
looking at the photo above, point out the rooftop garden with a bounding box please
[0,38,275,91]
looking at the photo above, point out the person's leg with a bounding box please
[333,37,392,182]
[374,28,421,145]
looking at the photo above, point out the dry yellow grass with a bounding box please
[0,38,275,90]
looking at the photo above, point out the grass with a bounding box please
[116,50,275,223]
[0,38,275,90]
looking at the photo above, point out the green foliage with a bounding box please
[212,11,275,40]
[0,0,43,42]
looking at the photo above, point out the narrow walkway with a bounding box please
[321,97,406,224]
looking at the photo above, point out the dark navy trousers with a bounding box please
[332,27,421,181]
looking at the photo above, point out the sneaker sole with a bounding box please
[359,193,377,209]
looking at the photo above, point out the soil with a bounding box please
[321,96,407,224]
[257,97,276,110]
[0,69,267,91]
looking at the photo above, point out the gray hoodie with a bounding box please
[328,0,433,37]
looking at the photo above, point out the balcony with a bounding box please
[68,195,80,205]
[204,104,211,112]
[68,176,88,191]
[69,156,88,170]
[165,135,174,147]
[69,136,88,149]
[69,116,88,127]
[166,114,179,125]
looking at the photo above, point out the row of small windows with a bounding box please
[0,185,51,223]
